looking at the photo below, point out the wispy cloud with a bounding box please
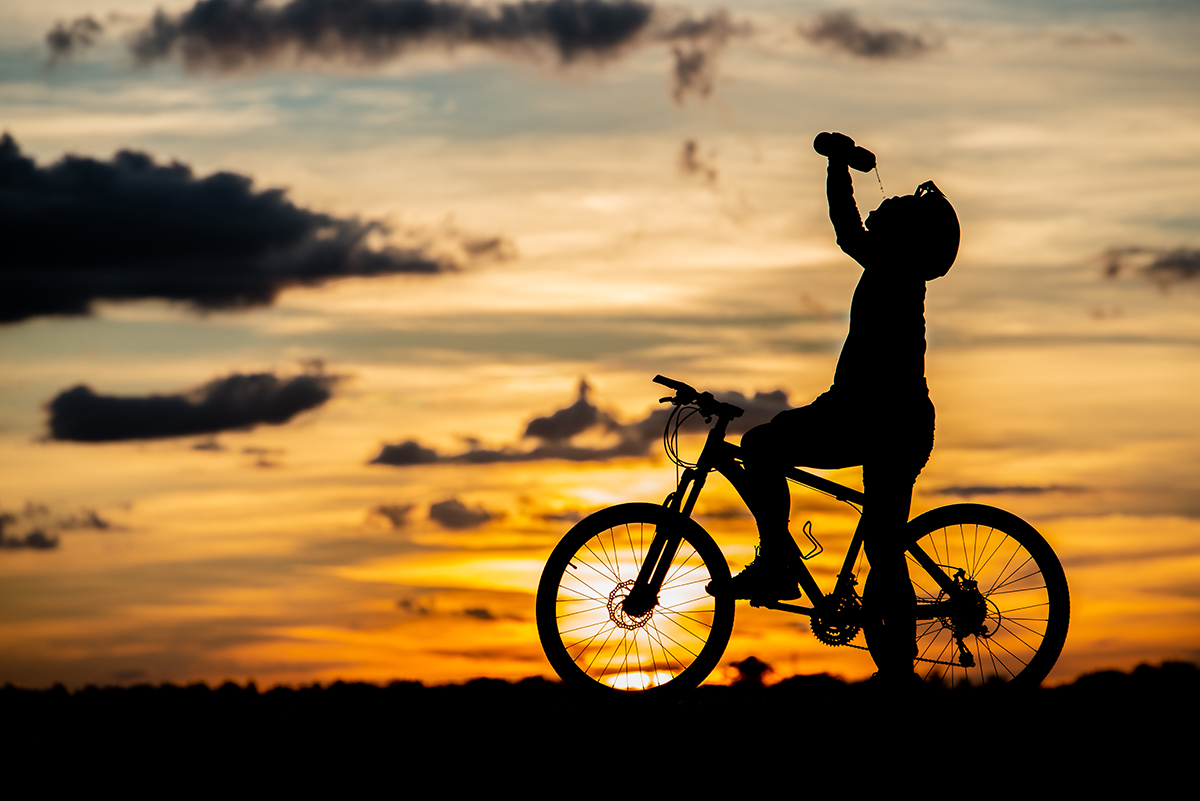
[0,502,116,552]
[0,134,504,324]
[47,366,338,442]
[657,9,742,105]
[798,11,938,60]
[1103,247,1200,287]
[1054,30,1129,48]
[930,485,1087,499]
[678,138,717,185]
[429,498,498,529]
[45,15,104,65]
[373,503,415,529]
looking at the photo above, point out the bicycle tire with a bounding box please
[866,503,1069,688]
[536,503,735,697]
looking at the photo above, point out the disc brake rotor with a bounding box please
[608,580,654,630]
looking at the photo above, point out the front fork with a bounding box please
[620,467,707,618]
[623,419,732,618]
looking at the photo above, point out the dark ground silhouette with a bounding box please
[4,663,1194,773]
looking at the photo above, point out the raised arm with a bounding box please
[827,160,872,265]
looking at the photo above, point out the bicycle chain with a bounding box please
[825,636,971,669]
[811,591,970,667]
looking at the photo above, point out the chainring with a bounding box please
[811,590,862,647]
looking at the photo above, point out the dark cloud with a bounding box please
[371,379,793,466]
[930,485,1087,499]
[47,368,337,442]
[462,607,495,620]
[0,134,503,324]
[397,597,432,615]
[128,0,657,70]
[370,440,441,466]
[46,15,105,64]
[799,11,937,60]
[373,503,414,528]
[523,378,611,440]
[58,510,114,530]
[678,138,717,185]
[429,498,496,529]
[0,528,59,550]
[67,0,744,104]
[0,502,115,551]
[1103,247,1200,287]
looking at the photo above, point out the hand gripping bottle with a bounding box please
[813,132,876,173]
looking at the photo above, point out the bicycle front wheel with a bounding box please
[536,503,735,697]
[882,504,1070,688]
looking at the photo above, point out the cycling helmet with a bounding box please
[866,180,960,280]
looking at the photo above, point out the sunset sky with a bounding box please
[2,0,1198,688]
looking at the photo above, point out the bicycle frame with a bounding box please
[622,407,962,622]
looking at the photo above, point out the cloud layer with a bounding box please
[371,379,792,466]
[47,369,337,442]
[0,134,495,324]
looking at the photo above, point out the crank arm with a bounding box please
[749,600,816,616]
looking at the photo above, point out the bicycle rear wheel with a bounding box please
[870,503,1069,688]
[536,503,734,697]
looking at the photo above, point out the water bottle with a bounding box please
[813,132,876,173]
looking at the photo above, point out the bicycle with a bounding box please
[536,375,1070,695]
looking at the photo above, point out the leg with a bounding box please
[740,393,859,555]
[709,394,860,600]
[861,396,935,678]
[738,423,800,562]
[861,475,918,677]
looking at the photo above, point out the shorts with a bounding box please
[741,388,935,492]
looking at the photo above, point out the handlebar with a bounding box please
[653,374,744,421]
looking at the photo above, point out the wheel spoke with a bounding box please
[580,543,620,583]
[989,561,1040,594]
[555,602,609,619]
[656,606,715,630]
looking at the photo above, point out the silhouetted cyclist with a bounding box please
[708,132,960,681]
